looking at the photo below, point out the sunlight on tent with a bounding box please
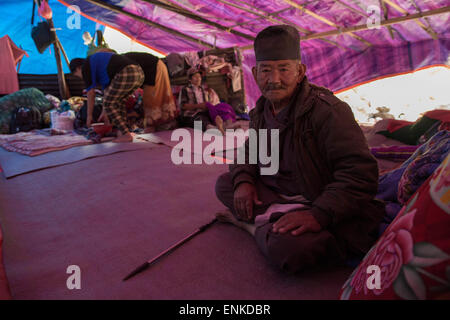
[103,27,166,58]
[337,66,450,123]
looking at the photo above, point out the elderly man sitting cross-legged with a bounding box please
[215,25,385,274]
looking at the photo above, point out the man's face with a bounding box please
[252,60,305,105]
[73,67,83,79]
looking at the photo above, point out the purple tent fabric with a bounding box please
[59,0,450,107]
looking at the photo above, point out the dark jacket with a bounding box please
[230,77,385,255]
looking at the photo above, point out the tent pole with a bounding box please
[239,6,450,50]
[228,7,291,29]
[380,0,397,40]
[299,6,449,41]
[409,0,439,39]
[84,0,215,49]
[47,18,70,99]
[56,39,70,69]
[140,0,254,41]
[382,0,438,39]
[282,0,372,46]
[216,0,350,50]
[333,0,369,17]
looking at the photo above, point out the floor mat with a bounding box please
[0,148,352,299]
[0,139,158,178]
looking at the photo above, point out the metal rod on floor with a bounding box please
[123,218,218,281]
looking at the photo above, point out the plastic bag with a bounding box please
[51,110,75,131]
[38,0,53,20]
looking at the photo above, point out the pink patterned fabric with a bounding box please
[0,131,91,156]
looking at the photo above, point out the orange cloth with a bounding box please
[0,35,28,95]
[143,60,177,128]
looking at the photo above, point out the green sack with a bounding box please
[86,30,116,56]
[0,88,51,134]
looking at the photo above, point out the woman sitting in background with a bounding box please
[178,68,240,134]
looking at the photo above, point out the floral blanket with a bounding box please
[341,153,450,300]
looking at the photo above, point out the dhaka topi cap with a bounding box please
[254,25,300,61]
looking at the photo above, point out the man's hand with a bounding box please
[233,182,262,222]
[272,210,322,236]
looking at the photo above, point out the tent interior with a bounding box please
[0,0,449,300]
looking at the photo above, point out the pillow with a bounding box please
[340,153,450,300]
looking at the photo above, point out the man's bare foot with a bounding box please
[215,115,225,135]
[113,132,133,143]
[215,210,256,236]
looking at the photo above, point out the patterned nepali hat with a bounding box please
[254,25,301,61]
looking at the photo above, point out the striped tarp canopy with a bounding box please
[4,0,450,106]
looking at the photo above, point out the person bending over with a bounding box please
[70,52,144,142]
[122,52,177,133]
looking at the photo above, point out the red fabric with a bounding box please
[439,122,450,131]
[423,109,450,124]
[0,35,28,95]
[386,119,413,133]
[386,110,450,134]
[340,154,450,300]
